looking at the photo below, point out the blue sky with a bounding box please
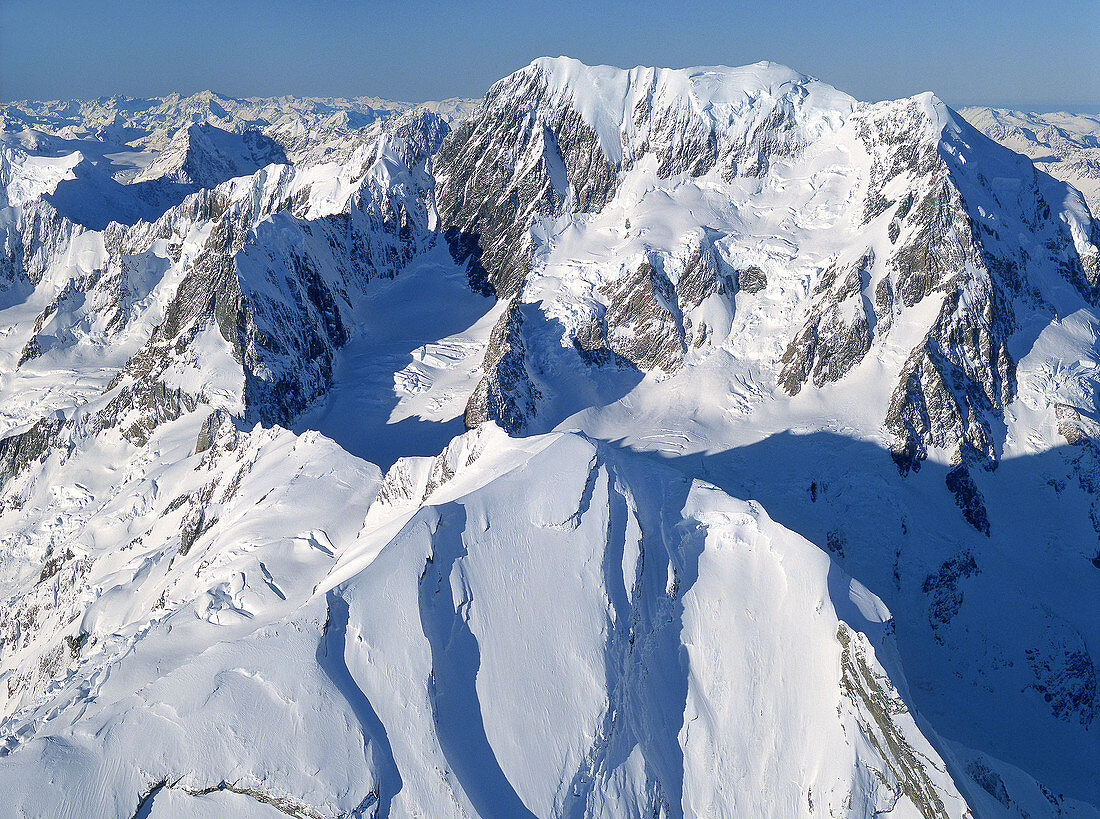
[3,0,1098,110]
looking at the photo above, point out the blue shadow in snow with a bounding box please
[318,592,403,818]
[416,503,537,818]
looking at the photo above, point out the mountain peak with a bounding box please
[518,54,853,111]
[490,56,855,165]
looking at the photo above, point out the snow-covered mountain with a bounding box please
[1,89,479,169]
[0,58,1097,817]
[960,107,1100,216]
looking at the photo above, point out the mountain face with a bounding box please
[132,123,289,189]
[960,107,1100,217]
[0,59,1097,818]
[443,61,1097,468]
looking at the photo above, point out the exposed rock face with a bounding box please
[737,265,767,294]
[464,301,540,434]
[780,253,876,395]
[886,284,1016,470]
[0,417,65,487]
[922,551,980,641]
[844,102,1015,469]
[679,240,736,304]
[944,464,991,534]
[194,408,236,455]
[600,260,686,372]
[435,65,619,298]
[833,99,1095,469]
[854,100,981,305]
[96,380,198,448]
[586,241,735,372]
[889,179,979,308]
[133,123,289,189]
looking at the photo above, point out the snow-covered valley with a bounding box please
[0,60,1097,817]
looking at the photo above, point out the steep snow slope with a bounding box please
[0,426,972,819]
[0,408,386,817]
[961,107,1100,215]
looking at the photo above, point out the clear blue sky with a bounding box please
[3,0,1098,111]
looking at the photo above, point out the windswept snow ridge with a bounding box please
[960,107,1100,216]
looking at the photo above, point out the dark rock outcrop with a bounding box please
[737,265,767,294]
[922,551,980,641]
[435,67,618,299]
[600,261,686,373]
[464,301,541,434]
[780,253,876,395]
